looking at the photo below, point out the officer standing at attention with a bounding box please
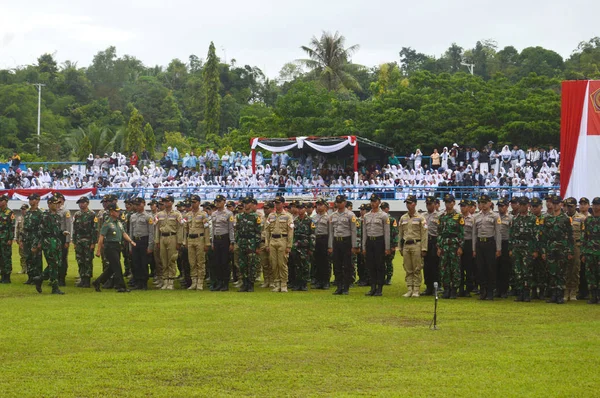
[33,197,64,295]
[265,195,294,293]
[329,195,357,295]
[356,204,371,287]
[149,200,162,286]
[185,195,211,291]
[259,202,274,288]
[437,194,464,299]
[155,196,183,291]
[312,198,331,289]
[0,195,15,284]
[93,203,137,293]
[509,196,537,302]
[362,194,390,297]
[52,193,72,287]
[129,197,154,290]
[236,197,262,292]
[529,197,547,299]
[72,197,97,288]
[472,194,502,301]
[291,203,314,292]
[581,197,600,304]
[577,197,591,300]
[496,197,513,298]
[23,194,43,285]
[211,194,235,291]
[398,195,428,298]
[564,197,585,301]
[542,195,574,304]
[381,202,398,285]
[15,204,29,275]
[422,196,441,295]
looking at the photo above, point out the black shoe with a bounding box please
[333,286,343,295]
[485,290,494,301]
[472,288,480,295]
[79,277,91,288]
[321,283,330,290]
[247,282,255,292]
[5,274,11,284]
[210,281,221,291]
[365,284,376,296]
[51,286,65,295]
[357,280,368,287]
[442,286,451,299]
[92,280,102,292]
[531,289,539,300]
[373,285,383,296]
[384,276,392,285]
[514,290,524,302]
[219,282,229,291]
[450,288,457,299]
[546,289,558,303]
[556,289,565,304]
[523,288,531,302]
[311,283,322,289]
[500,292,508,299]
[116,288,131,293]
[587,290,599,304]
[33,276,43,293]
[421,287,433,296]
[24,277,33,285]
[298,283,308,292]
[103,279,114,289]
[58,277,66,287]
[239,279,249,292]
[478,289,486,300]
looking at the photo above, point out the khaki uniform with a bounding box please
[398,212,428,294]
[155,209,184,287]
[185,209,211,289]
[362,209,390,288]
[151,209,163,283]
[265,210,294,291]
[567,211,586,298]
[259,210,272,286]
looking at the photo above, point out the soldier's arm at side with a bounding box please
[384,216,390,251]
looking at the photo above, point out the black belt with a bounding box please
[271,234,288,239]
[188,233,204,238]
[133,236,149,241]
[477,237,495,242]
[316,235,328,238]
[161,232,176,237]
[368,236,383,240]
[334,236,350,242]
[261,239,266,243]
[105,241,120,245]
[575,239,581,243]
[214,234,229,239]
[404,239,421,245]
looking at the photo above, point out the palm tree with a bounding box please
[298,31,363,92]
[67,124,124,159]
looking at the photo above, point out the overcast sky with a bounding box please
[1,0,598,78]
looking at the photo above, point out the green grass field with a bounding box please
[1,246,599,397]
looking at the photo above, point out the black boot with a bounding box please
[24,276,33,285]
[373,284,383,296]
[546,288,558,303]
[80,277,91,288]
[58,276,66,287]
[478,289,486,301]
[357,279,368,287]
[442,285,451,299]
[450,287,457,299]
[311,282,322,289]
[556,289,565,304]
[219,281,229,291]
[342,284,349,295]
[588,289,599,304]
[247,280,255,292]
[321,282,330,290]
[103,278,114,289]
[514,290,524,302]
[33,276,43,293]
[51,284,65,295]
[238,278,249,292]
[531,288,539,300]
[210,280,221,291]
[365,284,376,296]
[523,288,531,302]
[485,289,494,301]
[421,286,433,296]
[333,283,343,295]
[298,282,308,291]
[92,279,102,292]
[384,276,392,285]
[5,274,11,284]
[0,274,6,283]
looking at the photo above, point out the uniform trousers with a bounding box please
[365,236,385,285]
[131,236,149,285]
[332,237,352,287]
[95,242,126,289]
[213,234,231,285]
[423,236,440,289]
[476,239,497,293]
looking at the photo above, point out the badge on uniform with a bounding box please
[459,218,464,225]
[497,218,502,224]
[229,216,234,222]
[93,217,98,223]
[310,222,315,229]
[10,214,15,220]
[351,216,357,223]
[66,211,71,218]
[386,218,390,225]
[149,218,154,224]
[257,217,261,224]
[393,220,397,227]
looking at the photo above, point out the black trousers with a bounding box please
[366,236,385,285]
[424,236,440,289]
[476,239,497,292]
[131,237,149,284]
[357,251,369,282]
[314,236,330,284]
[95,242,125,289]
[461,240,475,292]
[332,237,352,287]
[213,235,230,284]
[496,240,510,294]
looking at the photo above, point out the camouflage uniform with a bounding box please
[122,209,132,277]
[384,214,398,284]
[531,211,547,296]
[509,211,537,301]
[40,210,63,290]
[541,208,574,303]
[24,207,44,279]
[0,205,15,281]
[582,212,600,303]
[291,213,315,290]
[437,210,464,297]
[72,209,98,281]
[235,206,262,291]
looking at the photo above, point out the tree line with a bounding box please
[1,33,600,162]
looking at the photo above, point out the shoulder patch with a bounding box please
[93,217,98,223]
[393,220,398,227]
[310,222,315,229]
[351,216,357,223]
[229,216,234,222]
[257,216,262,225]
[11,213,15,220]
[459,218,465,225]
[148,217,154,225]
[497,217,502,224]
[356,221,360,227]
[65,211,71,218]
[386,218,390,225]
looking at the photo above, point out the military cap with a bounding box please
[345,201,353,208]
[236,203,244,209]
[580,197,590,205]
[242,196,252,204]
[443,194,455,203]
[106,203,121,211]
[497,197,509,206]
[545,194,555,202]
[273,195,285,203]
[297,202,306,209]
[404,195,417,204]
[28,193,40,200]
[510,197,519,204]
[531,197,543,206]
[364,204,372,211]
[251,198,258,205]
[459,199,469,206]
[369,193,381,202]
[161,195,173,203]
[564,197,577,206]
[157,201,165,206]
[52,192,65,199]
[0,194,9,202]
[335,194,347,203]
[551,195,563,204]
[202,201,212,208]
[315,198,328,206]
[76,197,90,204]
[47,197,59,204]
[290,200,300,207]
[380,202,390,209]
[190,194,201,202]
[306,202,314,208]
[20,204,29,210]
[518,196,530,205]
[148,199,157,206]
[101,194,116,203]
[124,198,132,205]
[176,201,186,208]
[263,201,274,209]
[214,194,226,202]
[226,200,236,207]
[592,197,600,205]
[133,197,145,205]
[478,194,491,203]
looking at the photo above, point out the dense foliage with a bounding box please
[1,33,600,161]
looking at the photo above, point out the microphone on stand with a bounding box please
[431,281,439,330]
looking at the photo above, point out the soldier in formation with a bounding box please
[72,197,97,288]
[398,195,427,298]
[437,194,464,299]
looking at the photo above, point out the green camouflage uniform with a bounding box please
[122,211,132,276]
[0,207,15,276]
[582,215,600,291]
[437,211,464,289]
[41,211,63,287]
[23,208,44,278]
[384,215,398,282]
[541,212,574,290]
[235,211,262,282]
[509,212,537,290]
[531,213,547,291]
[72,209,98,278]
[292,215,315,286]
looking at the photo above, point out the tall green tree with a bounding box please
[126,108,145,154]
[144,123,156,160]
[298,31,364,92]
[203,42,221,137]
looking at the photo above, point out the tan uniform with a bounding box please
[15,215,26,273]
[265,210,294,291]
[185,209,211,289]
[155,209,184,286]
[567,211,586,297]
[258,210,272,286]
[398,212,428,293]
[151,209,164,283]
